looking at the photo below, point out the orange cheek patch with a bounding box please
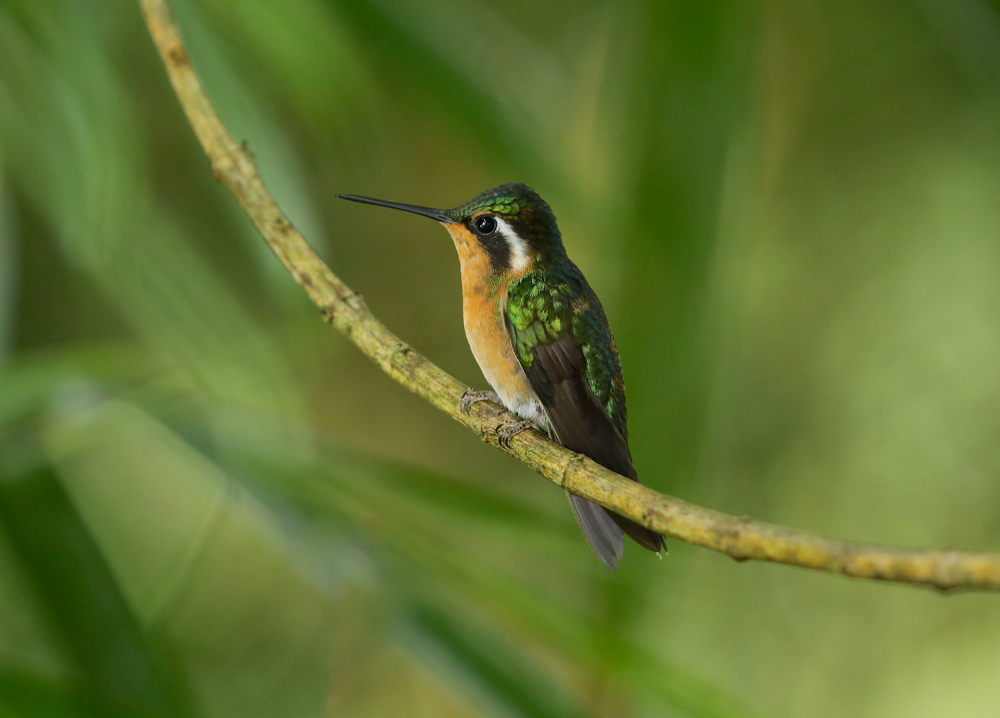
[443,224,477,264]
[444,224,491,288]
[443,223,474,247]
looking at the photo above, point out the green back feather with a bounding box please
[505,263,629,438]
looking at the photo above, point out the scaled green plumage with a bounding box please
[505,264,629,439]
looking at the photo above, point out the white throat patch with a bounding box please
[494,217,531,271]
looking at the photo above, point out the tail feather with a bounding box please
[567,492,624,570]
[608,513,666,554]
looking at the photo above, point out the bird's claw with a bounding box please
[496,419,532,449]
[460,388,474,414]
[460,388,499,414]
[459,389,532,448]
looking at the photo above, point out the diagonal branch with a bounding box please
[139,0,1000,591]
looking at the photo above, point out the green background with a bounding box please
[1,0,1000,716]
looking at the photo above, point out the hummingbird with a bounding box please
[338,183,665,569]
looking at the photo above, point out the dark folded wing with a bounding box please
[527,334,638,480]
[510,323,665,559]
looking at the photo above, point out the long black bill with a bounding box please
[337,194,456,223]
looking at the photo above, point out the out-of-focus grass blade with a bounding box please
[0,0,311,460]
[171,0,332,284]
[615,3,752,495]
[912,0,1000,90]
[0,181,15,361]
[190,0,375,145]
[219,426,759,718]
[0,466,191,718]
[406,603,582,718]
[626,647,767,718]
[43,399,346,718]
[0,672,85,718]
[0,345,160,429]
[239,451,596,650]
[253,447,555,528]
[324,0,560,173]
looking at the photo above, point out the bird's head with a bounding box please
[339,183,566,278]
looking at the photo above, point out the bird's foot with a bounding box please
[460,388,500,414]
[496,419,536,449]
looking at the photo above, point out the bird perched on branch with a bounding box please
[339,183,665,568]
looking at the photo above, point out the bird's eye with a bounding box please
[474,215,497,234]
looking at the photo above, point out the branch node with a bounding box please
[239,138,255,161]
[559,453,587,490]
[348,291,367,312]
[166,44,190,68]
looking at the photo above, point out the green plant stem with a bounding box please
[139,0,1000,591]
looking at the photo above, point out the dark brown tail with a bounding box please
[567,492,665,569]
[609,512,666,554]
[567,492,624,569]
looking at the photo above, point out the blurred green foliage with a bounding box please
[1,0,1000,716]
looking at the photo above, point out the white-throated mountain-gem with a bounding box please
[339,183,665,569]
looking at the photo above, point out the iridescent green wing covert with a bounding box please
[505,266,631,470]
[504,265,664,556]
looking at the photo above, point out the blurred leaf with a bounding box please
[322,0,563,176]
[615,2,753,494]
[0,672,85,718]
[405,604,582,718]
[189,0,375,143]
[42,400,342,718]
[0,181,15,361]
[912,0,1000,91]
[0,466,191,718]
[0,0,310,456]
[172,0,333,283]
[0,345,158,430]
[227,430,760,718]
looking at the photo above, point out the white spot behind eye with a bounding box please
[494,217,530,271]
